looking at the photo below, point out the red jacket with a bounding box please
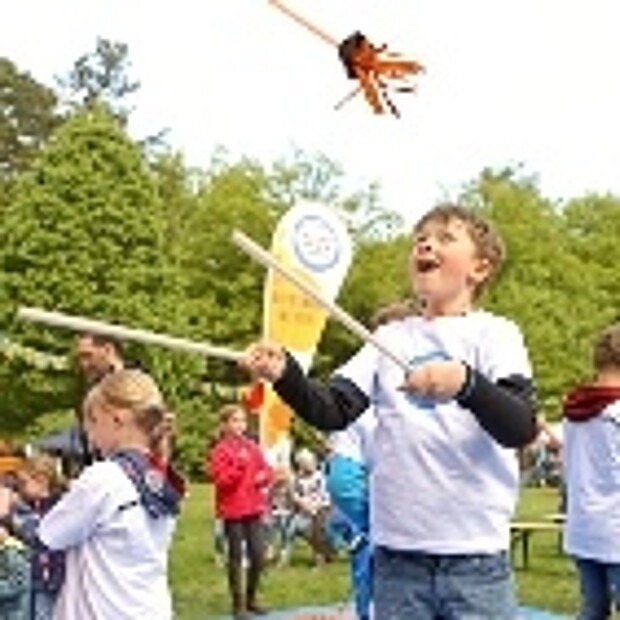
[209,434,273,520]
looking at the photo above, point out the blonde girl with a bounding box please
[39,369,185,620]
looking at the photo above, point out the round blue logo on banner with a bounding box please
[292,214,340,272]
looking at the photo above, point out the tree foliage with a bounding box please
[0,58,61,211]
[0,104,194,432]
[58,38,139,123]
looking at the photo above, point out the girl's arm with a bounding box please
[38,467,108,550]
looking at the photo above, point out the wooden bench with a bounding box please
[510,520,563,569]
[543,512,566,525]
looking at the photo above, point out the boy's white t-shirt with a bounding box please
[336,310,532,554]
[563,401,620,562]
[39,460,176,620]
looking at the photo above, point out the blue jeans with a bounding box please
[374,546,517,619]
[575,557,620,620]
[33,590,58,620]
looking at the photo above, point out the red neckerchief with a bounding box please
[563,384,620,422]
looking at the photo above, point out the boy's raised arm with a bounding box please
[241,343,369,431]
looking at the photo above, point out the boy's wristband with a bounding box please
[455,362,476,400]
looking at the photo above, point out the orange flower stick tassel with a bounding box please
[337,31,425,116]
[267,0,425,116]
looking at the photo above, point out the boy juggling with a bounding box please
[241,204,537,619]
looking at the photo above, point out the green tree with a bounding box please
[0,57,61,177]
[563,194,620,316]
[151,153,200,270]
[0,104,197,434]
[267,148,344,206]
[0,58,61,210]
[58,38,139,123]
[181,157,278,361]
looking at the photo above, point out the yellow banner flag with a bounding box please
[260,202,352,468]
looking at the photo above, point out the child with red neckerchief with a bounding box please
[562,323,620,619]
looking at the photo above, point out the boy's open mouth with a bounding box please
[416,257,440,273]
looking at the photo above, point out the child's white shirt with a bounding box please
[328,409,377,468]
[563,401,620,562]
[39,460,175,620]
[336,310,532,554]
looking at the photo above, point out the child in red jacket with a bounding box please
[209,404,273,619]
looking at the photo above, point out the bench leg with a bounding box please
[510,530,531,569]
[522,531,530,569]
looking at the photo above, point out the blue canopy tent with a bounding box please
[34,426,84,458]
[33,425,91,476]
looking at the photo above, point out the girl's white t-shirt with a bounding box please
[563,401,620,562]
[336,310,532,554]
[39,460,176,620]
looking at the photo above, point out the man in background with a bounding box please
[37,333,127,474]
[75,332,125,385]
[72,333,127,468]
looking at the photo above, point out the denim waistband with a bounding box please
[376,545,508,569]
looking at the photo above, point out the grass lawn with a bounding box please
[170,484,578,619]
